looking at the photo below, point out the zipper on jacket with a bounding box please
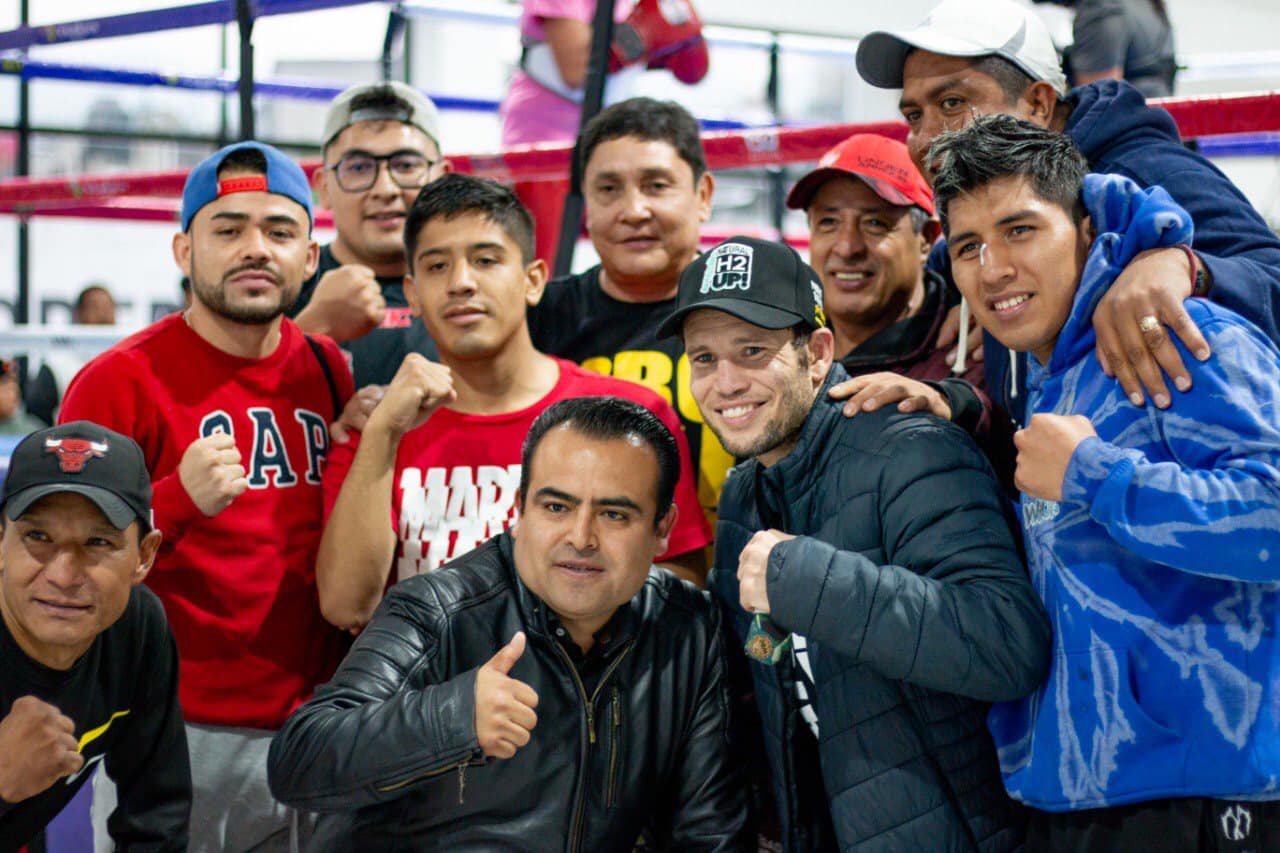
[552,638,636,853]
[375,752,482,794]
[604,686,622,808]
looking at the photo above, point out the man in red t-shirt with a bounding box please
[60,141,353,851]
[319,174,710,632]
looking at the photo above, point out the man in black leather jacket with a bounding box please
[267,396,752,851]
[660,236,1051,851]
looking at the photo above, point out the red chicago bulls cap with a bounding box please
[2,421,152,531]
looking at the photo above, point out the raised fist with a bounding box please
[0,696,83,803]
[179,432,249,517]
[295,264,386,343]
[474,632,539,760]
[367,354,456,438]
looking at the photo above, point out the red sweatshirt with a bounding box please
[60,313,354,729]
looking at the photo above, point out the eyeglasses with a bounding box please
[329,151,436,193]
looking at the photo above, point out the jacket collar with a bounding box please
[839,270,949,371]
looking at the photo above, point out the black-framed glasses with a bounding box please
[329,151,435,192]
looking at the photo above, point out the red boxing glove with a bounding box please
[609,0,710,85]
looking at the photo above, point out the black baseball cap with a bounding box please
[1,421,152,532]
[657,236,828,339]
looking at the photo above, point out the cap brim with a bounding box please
[658,299,809,339]
[4,484,139,530]
[787,168,921,211]
[856,28,1000,89]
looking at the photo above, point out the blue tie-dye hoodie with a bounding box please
[988,173,1280,811]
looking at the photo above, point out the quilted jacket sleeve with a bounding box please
[266,581,483,811]
[767,420,1051,703]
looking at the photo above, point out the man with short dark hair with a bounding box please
[59,141,355,850]
[529,97,731,539]
[270,396,752,851]
[665,235,1050,850]
[289,81,447,388]
[73,284,116,326]
[0,421,189,850]
[19,284,120,426]
[855,0,1280,424]
[316,174,709,630]
[933,113,1280,851]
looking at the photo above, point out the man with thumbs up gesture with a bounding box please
[269,397,753,850]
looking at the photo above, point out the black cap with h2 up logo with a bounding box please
[656,236,827,339]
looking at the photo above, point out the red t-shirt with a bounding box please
[60,313,355,729]
[323,358,711,580]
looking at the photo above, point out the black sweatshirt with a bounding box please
[0,585,189,851]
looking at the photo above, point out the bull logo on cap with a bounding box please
[45,436,109,473]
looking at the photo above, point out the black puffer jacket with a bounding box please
[712,363,1050,852]
[268,533,752,852]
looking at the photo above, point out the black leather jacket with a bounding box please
[267,533,753,852]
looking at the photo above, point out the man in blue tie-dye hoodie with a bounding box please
[930,114,1280,851]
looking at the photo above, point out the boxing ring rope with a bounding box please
[0,0,387,50]
[1,0,1278,331]
[0,91,1275,217]
[2,0,1276,199]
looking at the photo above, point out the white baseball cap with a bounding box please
[322,81,442,151]
[856,0,1068,95]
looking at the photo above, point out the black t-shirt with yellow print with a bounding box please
[0,585,189,850]
[528,265,734,525]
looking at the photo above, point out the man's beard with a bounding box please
[189,254,299,326]
[707,351,815,462]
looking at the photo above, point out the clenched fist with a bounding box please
[737,529,795,615]
[179,432,249,517]
[367,354,456,438]
[474,632,539,760]
[0,696,83,803]
[294,264,386,343]
[1014,413,1098,502]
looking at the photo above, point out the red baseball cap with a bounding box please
[786,133,934,216]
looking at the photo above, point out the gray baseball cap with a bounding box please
[856,0,1068,95]
[322,81,442,151]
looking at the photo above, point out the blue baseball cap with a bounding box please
[180,141,313,232]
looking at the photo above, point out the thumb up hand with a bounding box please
[474,632,540,759]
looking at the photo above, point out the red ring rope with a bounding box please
[0,91,1274,216]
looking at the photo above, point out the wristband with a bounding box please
[1179,244,1210,297]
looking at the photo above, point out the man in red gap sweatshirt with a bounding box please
[60,140,354,852]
